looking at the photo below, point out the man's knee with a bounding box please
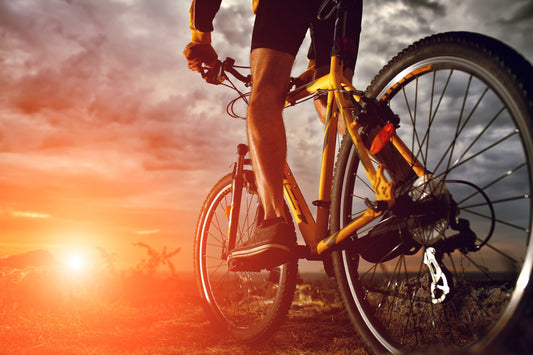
[250,48,294,105]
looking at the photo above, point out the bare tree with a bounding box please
[133,242,181,277]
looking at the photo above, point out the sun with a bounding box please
[64,252,88,273]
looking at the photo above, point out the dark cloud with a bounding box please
[499,1,533,24]
[404,0,446,15]
[8,41,103,115]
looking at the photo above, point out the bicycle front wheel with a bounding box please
[331,32,533,353]
[194,173,298,344]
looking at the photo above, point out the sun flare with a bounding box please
[65,252,87,273]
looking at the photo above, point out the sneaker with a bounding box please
[228,217,292,272]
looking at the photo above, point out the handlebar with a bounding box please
[201,58,252,86]
[201,57,305,92]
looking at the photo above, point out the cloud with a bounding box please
[404,0,446,15]
[1,0,531,270]
[499,0,533,24]
[9,210,51,219]
[8,43,103,115]
[216,2,255,50]
[135,229,160,235]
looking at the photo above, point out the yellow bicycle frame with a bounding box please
[283,56,426,256]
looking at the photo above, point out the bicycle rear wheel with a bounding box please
[331,32,533,353]
[194,173,298,343]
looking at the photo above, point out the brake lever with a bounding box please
[201,61,226,85]
[222,58,252,87]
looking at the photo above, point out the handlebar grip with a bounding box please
[201,61,225,85]
[201,57,251,86]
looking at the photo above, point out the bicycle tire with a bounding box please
[330,32,533,353]
[194,173,298,344]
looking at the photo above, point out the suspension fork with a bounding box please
[226,144,249,254]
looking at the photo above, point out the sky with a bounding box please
[1,0,532,272]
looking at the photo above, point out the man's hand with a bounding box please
[183,42,218,73]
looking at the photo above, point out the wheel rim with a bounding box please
[341,56,532,351]
[198,181,288,331]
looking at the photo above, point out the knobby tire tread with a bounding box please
[331,31,533,354]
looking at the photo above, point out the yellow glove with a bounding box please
[183,30,218,73]
[183,42,218,73]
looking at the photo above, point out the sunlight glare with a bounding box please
[65,252,87,273]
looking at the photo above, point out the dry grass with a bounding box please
[1,247,529,355]
[0,264,368,355]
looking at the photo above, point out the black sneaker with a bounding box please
[228,217,292,272]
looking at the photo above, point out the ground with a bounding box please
[0,266,530,354]
[0,267,369,354]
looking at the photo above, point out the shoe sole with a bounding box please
[228,245,290,272]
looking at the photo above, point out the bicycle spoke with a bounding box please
[439,130,519,177]
[412,77,419,153]
[416,70,454,167]
[433,75,476,174]
[196,174,297,338]
[480,241,520,265]
[450,105,502,169]
[334,33,533,353]
[460,195,529,209]
[457,162,527,205]
[462,207,527,232]
[446,75,473,170]
[401,78,421,156]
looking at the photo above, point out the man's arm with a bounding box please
[190,0,222,34]
[184,0,222,72]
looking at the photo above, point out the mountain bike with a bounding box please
[192,1,533,353]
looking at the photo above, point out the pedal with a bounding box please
[228,258,261,273]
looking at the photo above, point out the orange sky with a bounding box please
[1,0,531,272]
[0,1,246,271]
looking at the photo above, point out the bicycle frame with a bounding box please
[197,24,533,349]
[282,55,427,256]
[219,1,429,258]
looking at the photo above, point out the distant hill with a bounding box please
[0,250,57,268]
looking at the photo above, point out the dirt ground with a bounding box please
[0,268,530,354]
[0,269,369,354]
[0,300,369,355]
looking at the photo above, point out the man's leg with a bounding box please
[247,48,295,221]
[227,48,294,271]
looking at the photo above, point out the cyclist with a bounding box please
[184,0,362,271]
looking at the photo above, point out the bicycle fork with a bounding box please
[224,144,250,257]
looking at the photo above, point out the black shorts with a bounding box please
[251,0,362,71]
